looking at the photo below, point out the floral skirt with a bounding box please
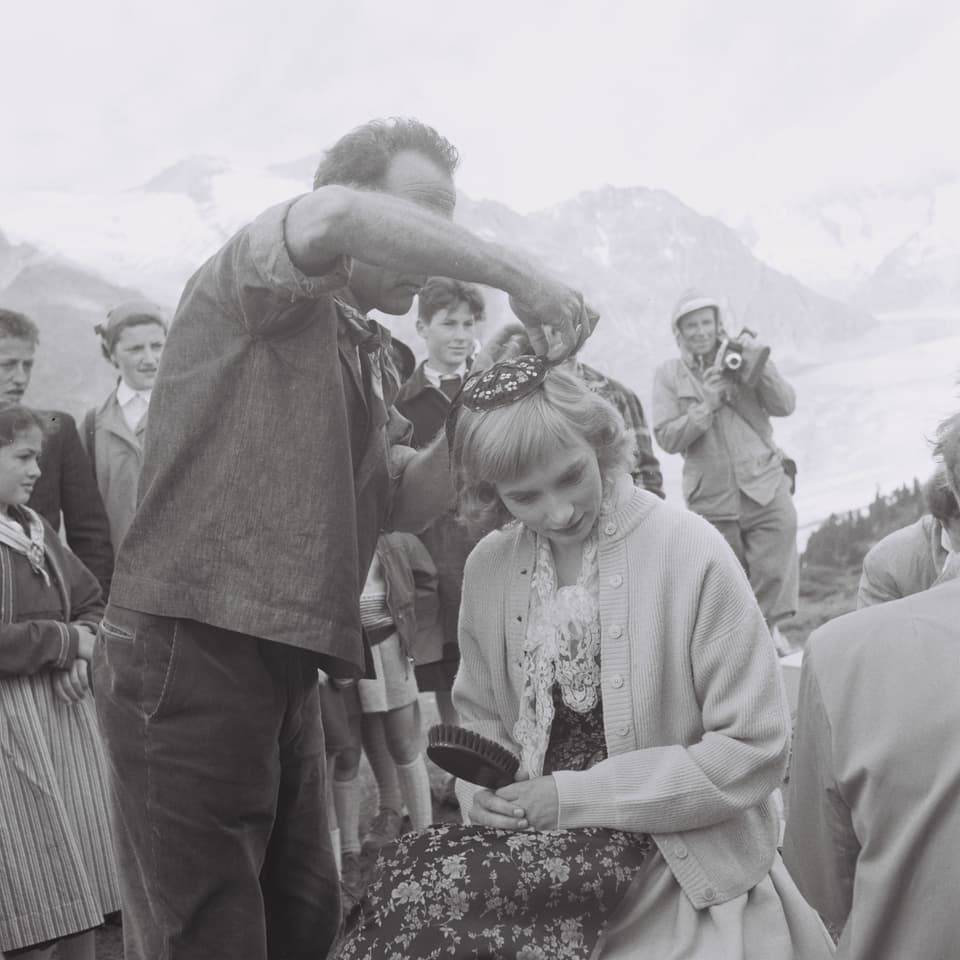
[334,823,653,960]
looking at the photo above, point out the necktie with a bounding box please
[439,375,462,401]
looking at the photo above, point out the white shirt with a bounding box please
[422,361,468,390]
[117,381,152,432]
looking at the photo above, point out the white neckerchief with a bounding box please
[0,506,50,585]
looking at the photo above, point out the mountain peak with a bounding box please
[141,155,231,205]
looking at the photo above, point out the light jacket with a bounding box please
[857,514,952,607]
[652,293,795,520]
[453,487,790,910]
[785,578,960,959]
[83,386,146,555]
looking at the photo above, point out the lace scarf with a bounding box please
[512,529,602,777]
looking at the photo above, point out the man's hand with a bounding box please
[53,658,90,703]
[702,366,734,411]
[471,324,528,372]
[495,775,560,831]
[508,277,598,361]
[74,624,97,661]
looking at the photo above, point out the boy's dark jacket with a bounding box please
[376,532,442,667]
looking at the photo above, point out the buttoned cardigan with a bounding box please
[453,487,790,909]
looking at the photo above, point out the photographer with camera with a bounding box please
[652,292,798,650]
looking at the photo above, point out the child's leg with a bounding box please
[383,702,433,830]
[360,712,403,814]
[434,689,459,727]
[332,684,363,858]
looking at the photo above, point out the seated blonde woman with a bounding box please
[334,358,833,960]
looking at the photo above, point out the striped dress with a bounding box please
[0,526,119,952]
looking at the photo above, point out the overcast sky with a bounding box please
[4,0,958,214]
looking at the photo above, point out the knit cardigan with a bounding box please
[453,487,791,910]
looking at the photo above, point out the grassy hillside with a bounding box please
[780,480,927,647]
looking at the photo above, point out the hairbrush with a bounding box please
[427,724,520,790]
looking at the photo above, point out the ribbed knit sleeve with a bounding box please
[554,509,791,834]
[452,528,526,820]
[0,620,79,675]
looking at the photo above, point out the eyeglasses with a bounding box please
[444,353,562,453]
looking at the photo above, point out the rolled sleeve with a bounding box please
[247,198,351,301]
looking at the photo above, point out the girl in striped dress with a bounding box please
[0,407,119,959]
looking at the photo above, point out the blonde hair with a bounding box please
[452,366,632,536]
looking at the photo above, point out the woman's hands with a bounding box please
[52,623,97,704]
[53,658,90,703]
[469,774,560,831]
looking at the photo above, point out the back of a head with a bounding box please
[313,117,459,190]
[925,465,960,523]
[934,411,960,508]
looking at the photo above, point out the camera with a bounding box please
[716,327,770,388]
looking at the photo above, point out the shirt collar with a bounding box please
[422,361,468,389]
[117,381,152,407]
[942,525,954,555]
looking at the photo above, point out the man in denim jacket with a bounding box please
[93,118,592,960]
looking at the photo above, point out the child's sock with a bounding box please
[395,754,433,830]
[333,777,362,856]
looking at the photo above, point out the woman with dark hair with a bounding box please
[0,406,119,959]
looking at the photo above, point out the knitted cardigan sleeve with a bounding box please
[553,523,791,834]
[451,529,522,820]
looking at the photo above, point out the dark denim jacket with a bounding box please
[110,199,411,677]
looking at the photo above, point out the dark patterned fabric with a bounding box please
[334,685,652,960]
[336,824,651,960]
[543,684,608,775]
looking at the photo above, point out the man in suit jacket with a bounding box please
[0,307,114,592]
[784,411,960,960]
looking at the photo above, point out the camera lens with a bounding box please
[724,353,743,370]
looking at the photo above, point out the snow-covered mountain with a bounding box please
[0,155,875,389]
[730,173,960,312]
[1,155,955,539]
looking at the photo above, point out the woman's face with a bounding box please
[111,322,166,391]
[495,436,603,544]
[0,426,42,510]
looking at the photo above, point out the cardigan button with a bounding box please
[609,574,623,588]
[609,625,623,639]
[616,723,630,737]
[703,888,716,902]
[610,674,624,689]
[603,521,617,536]
[673,844,688,859]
